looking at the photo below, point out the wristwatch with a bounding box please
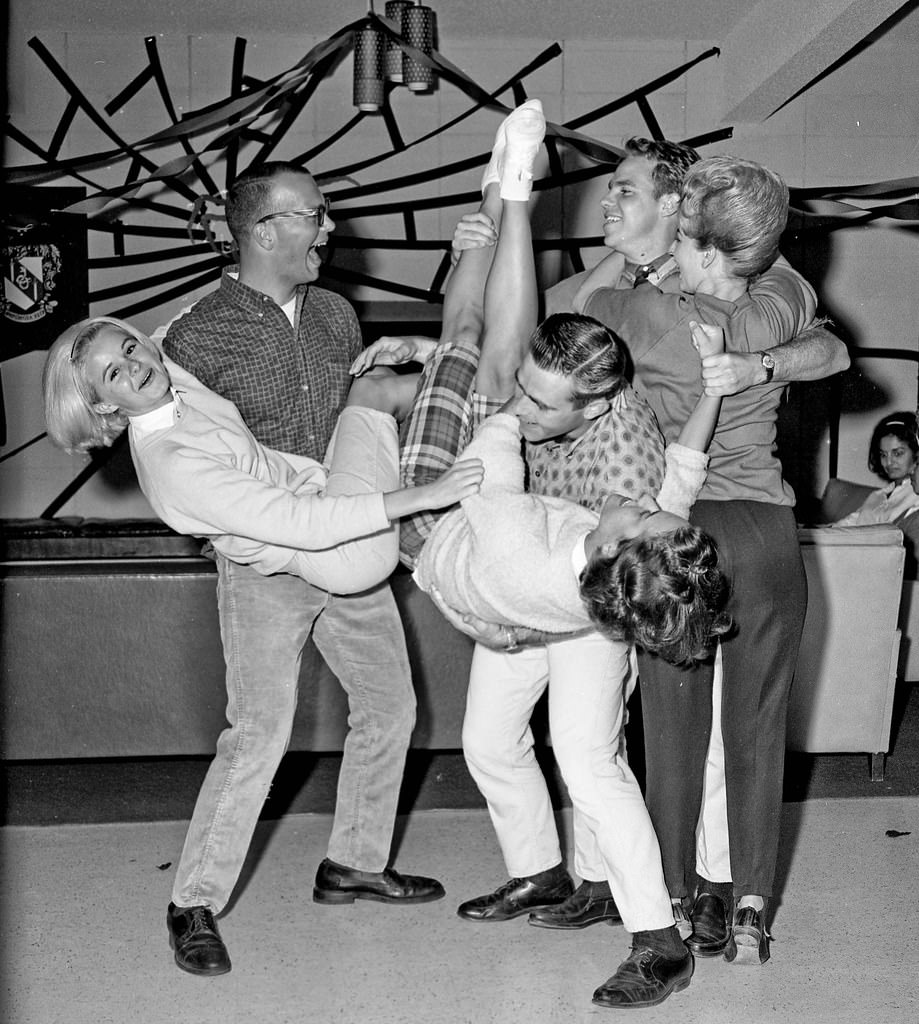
[760,351,776,383]
[502,626,520,652]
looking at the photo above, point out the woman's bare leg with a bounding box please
[475,195,538,399]
[438,187,503,353]
[397,101,542,568]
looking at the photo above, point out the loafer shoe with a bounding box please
[457,864,574,922]
[592,945,693,1009]
[724,905,771,965]
[686,892,730,957]
[528,879,622,930]
[167,902,231,977]
[312,858,445,905]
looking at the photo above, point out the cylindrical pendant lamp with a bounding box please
[353,24,385,112]
[401,3,436,93]
[384,0,413,82]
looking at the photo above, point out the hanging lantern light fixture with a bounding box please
[352,1,437,112]
[384,0,413,83]
[353,19,385,112]
[401,2,437,93]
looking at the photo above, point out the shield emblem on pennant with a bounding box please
[5,246,62,323]
[2,185,88,359]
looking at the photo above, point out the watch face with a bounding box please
[762,353,776,368]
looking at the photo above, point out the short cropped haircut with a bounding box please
[528,313,628,407]
[579,525,732,665]
[225,160,313,243]
[868,411,919,479]
[623,137,700,199]
[42,316,142,454]
[679,155,789,279]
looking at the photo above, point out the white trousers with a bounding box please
[696,645,732,883]
[462,631,673,932]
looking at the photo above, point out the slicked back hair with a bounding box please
[528,313,628,407]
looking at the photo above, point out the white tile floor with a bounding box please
[2,798,918,1024]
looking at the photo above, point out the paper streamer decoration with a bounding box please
[402,4,436,92]
[353,25,385,112]
[384,1,413,82]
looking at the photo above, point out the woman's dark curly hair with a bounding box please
[579,525,732,665]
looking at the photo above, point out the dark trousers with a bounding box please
[637,500,807,899]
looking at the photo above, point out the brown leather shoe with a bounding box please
[528,879,621,929]
[686,892,731,957]
[592,945,693,1008]
[724,905,771,965]
[313,858,445,904]
[457,864,574,922]
[167,903,231,977]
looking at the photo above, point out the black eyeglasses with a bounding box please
[256,196,332,227]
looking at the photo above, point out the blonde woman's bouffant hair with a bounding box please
[42,316,144,455]
[679,155,789,280]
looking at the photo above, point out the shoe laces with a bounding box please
[494,876,528,898]
[629,945,654,961]
[183,906,217,935]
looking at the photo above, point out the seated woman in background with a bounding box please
[833,411,919,527]
[832,411,919,577]
[42,316,482,595]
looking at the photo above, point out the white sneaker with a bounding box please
[481,98,546,197]
[500,99,546,201]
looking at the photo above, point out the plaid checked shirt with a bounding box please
[398,337,503,568]
[163,268,362,461]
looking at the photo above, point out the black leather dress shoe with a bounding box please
[686,892,731,957]
[528,879,622,929]
[724,905,771,965]
[592,945,693,1009]
[456,864,574,922]
[167,903,231,977]
[312,858,445,905]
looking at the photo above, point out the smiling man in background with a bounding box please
[544,137,698,312]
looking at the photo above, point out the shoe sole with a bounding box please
[313,887,445,905]
[456,898,568,922]
[528,915,621,930]
[481,100,544,192]
[724,931,770,966]
[686,936,730,957]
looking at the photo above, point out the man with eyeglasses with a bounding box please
[161,161,444,978]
